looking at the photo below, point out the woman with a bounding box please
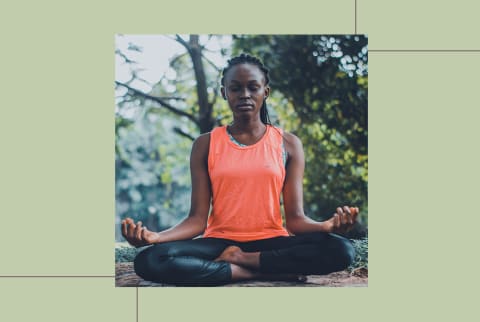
[121,53,359,286]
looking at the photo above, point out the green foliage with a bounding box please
[115,35,231,241]
[115,243,141,263]
[349,237,369,271]
[232,35,368,224]
[115,107,192,240]
[115,35,368,244]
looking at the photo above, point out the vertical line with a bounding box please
[136,287,139,322]
[355,0,358,34]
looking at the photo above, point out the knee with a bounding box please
[133,246,170,282]
[330,235,356,270]
[133,245,189,283]
[133,247,156,281]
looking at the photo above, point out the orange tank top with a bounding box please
[203,125,289,242]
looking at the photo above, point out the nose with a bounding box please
[239,87,251,98]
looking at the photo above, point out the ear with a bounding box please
[221,87,226,100]
[264,86,270,99]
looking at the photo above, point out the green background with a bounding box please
[1,0,479,321]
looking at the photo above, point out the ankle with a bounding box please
[230,264,259,281]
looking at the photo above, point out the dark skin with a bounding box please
[122,63,359,280]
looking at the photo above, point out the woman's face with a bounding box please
[221,63,270,118]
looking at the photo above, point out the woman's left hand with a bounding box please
[324,206,359,234]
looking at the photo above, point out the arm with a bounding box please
[121,133,212,247]
[282,132,358,235]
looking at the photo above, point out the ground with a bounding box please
[115,262,368,287]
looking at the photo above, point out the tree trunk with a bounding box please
[189,35,214,134]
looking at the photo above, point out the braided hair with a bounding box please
[221,53,272,125]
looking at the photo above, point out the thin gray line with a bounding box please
[355,0,358,34]
[136,287,139,322]
[0,275,114,278]
[370,49,480,53]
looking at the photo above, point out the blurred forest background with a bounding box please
[115,34,368,241]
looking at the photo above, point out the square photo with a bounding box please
[115,34,368,287]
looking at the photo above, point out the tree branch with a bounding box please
[175,34,192,54]
[201,52,222,72]
[169,52,189,68]
[115,81,198,124]
[115,49,137,64]
[154,96,186,101]
[173,127,195,141]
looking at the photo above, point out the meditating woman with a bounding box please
[121,53,359,286]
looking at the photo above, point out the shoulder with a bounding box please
[282,131,303,151]
[191,132,211,159]
[279,131,304,166]
[268,126,301,145]
[193,131,211,146]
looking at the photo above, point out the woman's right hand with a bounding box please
[121,218,161,248]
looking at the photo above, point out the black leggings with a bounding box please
[134,232,355,286]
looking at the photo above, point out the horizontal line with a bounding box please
[370,49,480,53]
[0,276,114,278]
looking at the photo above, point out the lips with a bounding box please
[236,103,254,110]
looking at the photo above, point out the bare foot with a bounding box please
[214,246,242,263]
[215,246,261,270]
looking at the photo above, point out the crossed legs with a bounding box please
[133,232,355,286]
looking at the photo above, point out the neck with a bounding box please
[229,117,266,133]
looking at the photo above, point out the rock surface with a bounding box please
[115,262,368,287]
